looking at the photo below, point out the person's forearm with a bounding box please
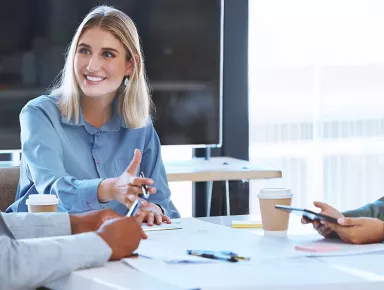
[0,233,111,289]
[1,212,71,239]
[343,199,384,221]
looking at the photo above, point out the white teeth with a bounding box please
[86,75,104,82]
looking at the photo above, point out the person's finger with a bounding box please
[139,199,149,207]
[130,177,154,186]
[146,187,157,194]
[126,149,142,175]
[322,221,343,233]
[301,217,312,224]
[322,228,335,238]
[317,225,326,235]
[313,201,329,211]
[338,217,365,226]
[162,215,172,224]
[147,212,155,226]
[141,229,148,239]
[313,220,320,230]
[135,212,146,225]
[155,212,162,225]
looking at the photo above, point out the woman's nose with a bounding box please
[86,56,101,72]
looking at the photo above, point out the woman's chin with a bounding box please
[80,88,117,99]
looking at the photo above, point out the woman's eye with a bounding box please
[78,48,90,54]
[104,51,115,58]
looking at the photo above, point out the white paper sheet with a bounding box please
[122,218,376,289]
[317,252,384,276]
[142,221,183,232]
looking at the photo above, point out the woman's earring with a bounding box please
[124,76,129,86]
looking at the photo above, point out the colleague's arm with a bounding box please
[343,197,384,221]
[1,212,70,239]
[141,121,180,218]
[0,215,111,289]
[20,106,105,213]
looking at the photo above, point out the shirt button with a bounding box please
[96,160,100,164]
[96,132,100,136]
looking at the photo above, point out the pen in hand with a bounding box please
[126,198,141,217]
[140,171,150,199]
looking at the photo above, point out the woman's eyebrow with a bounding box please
[78,42,120,54]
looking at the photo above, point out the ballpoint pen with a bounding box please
[140,171,150,198]
[126,198,141,217]
[187,250,238,263]
[187,250,250,261]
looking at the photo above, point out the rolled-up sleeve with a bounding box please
[343,197,384,221]
[141,122,180,218]
[20,106,105,212]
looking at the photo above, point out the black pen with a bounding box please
[190,250,250,261]
[140,171,149,198]
[187,250,238,263]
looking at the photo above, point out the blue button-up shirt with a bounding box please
[7,95,180,218]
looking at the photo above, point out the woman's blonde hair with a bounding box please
[50,5,152,128]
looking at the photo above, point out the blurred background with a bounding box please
[2,0,384,218]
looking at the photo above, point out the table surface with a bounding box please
[48,215,384,290]
[164,157,282,182]
[0,157,282,182]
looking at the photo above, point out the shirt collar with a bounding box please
[60,99,129,133]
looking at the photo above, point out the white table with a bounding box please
[48,215,384,290]
[164,157,282,216]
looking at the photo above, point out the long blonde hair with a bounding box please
[51,5,152,128]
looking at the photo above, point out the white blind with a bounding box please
[249,0,384,213]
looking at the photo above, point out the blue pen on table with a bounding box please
[140,171,150,199]
[187,250,250,261]
[187,250,238,263]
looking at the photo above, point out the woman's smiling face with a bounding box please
[74,27,132,99]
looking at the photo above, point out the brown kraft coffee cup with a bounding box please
[26,194,59,213]
[258,188,293,235]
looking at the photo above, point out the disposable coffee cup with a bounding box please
[258,188,293,236]
[26,194,59,213]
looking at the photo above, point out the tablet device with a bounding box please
[275,205,338,224]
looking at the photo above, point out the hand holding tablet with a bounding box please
[275,205,339,224]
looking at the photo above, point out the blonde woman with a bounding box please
[7,6,180,224]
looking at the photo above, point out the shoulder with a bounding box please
[21,95,61,117]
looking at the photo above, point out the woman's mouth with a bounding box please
[84,74,106,84]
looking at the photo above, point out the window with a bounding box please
[249,0,384,213]
[161,146,193,217]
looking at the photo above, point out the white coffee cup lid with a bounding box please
[258,188,293,199]
[26,194,59,206]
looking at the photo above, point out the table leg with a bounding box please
[225,180,230,216]
[207,181,213,217]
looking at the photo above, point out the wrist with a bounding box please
[69,215,81,235]
[155,204,165,214]
[381,221,384,242]
[98,178,117,203]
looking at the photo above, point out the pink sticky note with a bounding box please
[295,244,341,253]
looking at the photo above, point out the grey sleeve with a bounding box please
[343,197,384,221]
[0,232,111,289]
[1,212,71,239]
